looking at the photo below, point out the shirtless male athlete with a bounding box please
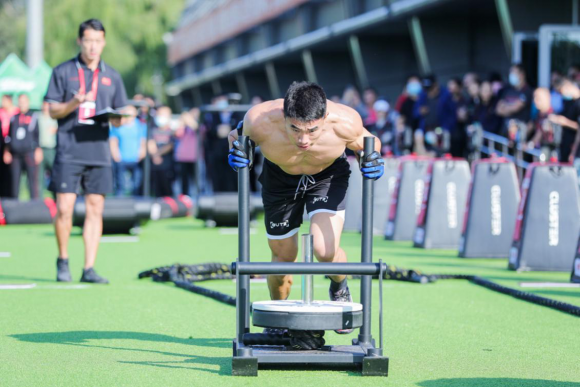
[228,81,384,334]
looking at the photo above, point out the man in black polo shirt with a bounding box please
[45,19,127,283]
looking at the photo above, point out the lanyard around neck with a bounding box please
[76,60,100,98]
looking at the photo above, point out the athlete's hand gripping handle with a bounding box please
[359,149,384,180]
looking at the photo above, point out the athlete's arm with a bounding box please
[339,106,384,180]
[228,105,263,148]
[343,108,382,154]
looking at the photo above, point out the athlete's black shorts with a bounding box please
[49,161,113,195]
[259,154,351,239]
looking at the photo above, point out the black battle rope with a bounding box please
[138,263,580,317]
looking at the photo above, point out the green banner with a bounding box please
[0,53,52,110]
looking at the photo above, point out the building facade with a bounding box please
[166,0,580,108]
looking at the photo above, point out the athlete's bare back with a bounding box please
[228,99,380,176]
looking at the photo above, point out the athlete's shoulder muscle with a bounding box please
[328,101,364,142]
[244,100,283,142]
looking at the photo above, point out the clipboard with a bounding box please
[86,108,131,122]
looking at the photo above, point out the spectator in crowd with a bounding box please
[148,106,175,197]
[341,85,368,120]
[462,72,479,97]
[550,70,564,114]
[465,79,480,115]
[488,71,504,96]
[2,94,42,199]
[496,64,533,136]
[173,108,199,196]
[202,95,241,192]
[362,87,378,126]
[528,87,555,154]
[448,78,468,157]
[395,75,421,131]
[367,99,399,155]
[549,78,580,162]
[110,105,146,196]
[0,94,19,197]
[414,74,455,154]
[463,72,479,87]
[472,81,502,134]
[38,101,58,191]
[464,80,481,150]
[133,93,156,127]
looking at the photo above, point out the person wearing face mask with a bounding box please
[147,106,175,197]
[548,78,580,162]
[496,64,533,136]
[396,75,421,132]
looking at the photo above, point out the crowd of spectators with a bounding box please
[333,64,580,167]
[3,63,580,200]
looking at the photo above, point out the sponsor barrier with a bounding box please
[384,155,431,241]
[344,157,399,235]
[459,158,520,258]
[413,157,471,249]
[509,163,580,271]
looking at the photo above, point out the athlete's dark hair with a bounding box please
[283,81,327,122]
[78,19,106,39]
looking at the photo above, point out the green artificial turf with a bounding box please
[1,217,579,386]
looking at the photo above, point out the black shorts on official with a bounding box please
[259,154,350,239]
[49,161,113,195]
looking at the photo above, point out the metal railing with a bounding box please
[469,121,555,181]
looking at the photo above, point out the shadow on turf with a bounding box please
[0,274,54,283]
[10,331,231,375]
[10,331,230,348]
[418,378,580,387]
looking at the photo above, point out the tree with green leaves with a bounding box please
[0,0,184,101]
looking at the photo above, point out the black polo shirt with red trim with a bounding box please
[44,55,127,166]
[4,111,39,154]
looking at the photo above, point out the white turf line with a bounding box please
[0,252,12,258]
[0,284,91,290]
[101,236,139,243]
[519,282,580,288]
[0,283,36,290]
[38,284,90,289]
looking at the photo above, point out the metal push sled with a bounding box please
[231,136,389,376]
